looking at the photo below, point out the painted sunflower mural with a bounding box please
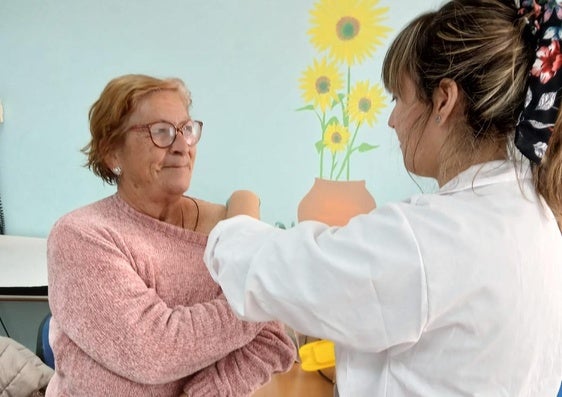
[298,0,391,180]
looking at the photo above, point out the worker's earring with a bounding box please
[112,166,122,176]
[435,115,442,124]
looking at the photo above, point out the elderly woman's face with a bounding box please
[111,90,196,203]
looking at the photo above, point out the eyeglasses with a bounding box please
[127,119,203,148]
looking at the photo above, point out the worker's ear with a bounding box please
[432,78,459,123]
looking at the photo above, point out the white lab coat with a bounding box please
[204,160,562,396]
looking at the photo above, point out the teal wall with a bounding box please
[0,0,437,349]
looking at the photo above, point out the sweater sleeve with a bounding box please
[182,321,296,396]
[47,217,264,384]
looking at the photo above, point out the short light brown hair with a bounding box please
[82,74,191,184]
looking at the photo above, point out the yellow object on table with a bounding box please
[298,339,336,371]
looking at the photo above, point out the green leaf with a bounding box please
[296,104,315,112]
[330,93,345,109]
[326,116,339,125]
[357,143,380,152]
[315,139,325,153]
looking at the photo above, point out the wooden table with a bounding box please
[252,363,335,397]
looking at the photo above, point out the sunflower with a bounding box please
[299,58,344,112]
[323,122,350,153]
[348,81,386,126]
[308,0,391,65]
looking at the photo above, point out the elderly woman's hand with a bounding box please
[225,190,260,219]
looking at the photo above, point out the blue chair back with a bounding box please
[36,313,54,369]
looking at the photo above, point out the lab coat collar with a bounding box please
[438,160,532,195]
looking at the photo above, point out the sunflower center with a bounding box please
[359,98,372,113]
[315,76,331,94]
[336,16,360,41]
[331,132,342,144]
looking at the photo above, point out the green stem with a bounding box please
[345,66,351,179]
[336,123,361,180]
[334,66,352,180]
[320,112,326,178]
[315,111,327,179]
[330,153,337,180]
[345,66,350,126]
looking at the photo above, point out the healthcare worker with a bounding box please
[204,1,562,395]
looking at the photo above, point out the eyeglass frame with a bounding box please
[126,119,203,148]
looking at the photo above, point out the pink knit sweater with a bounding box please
[46,194,295,397]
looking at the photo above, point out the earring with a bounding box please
[435,115,442,123]
[112,166,122,176]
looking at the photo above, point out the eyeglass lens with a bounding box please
[149,121,201,148]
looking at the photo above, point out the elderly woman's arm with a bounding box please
[178,192,295,396]
[181,321,296,396]
[47,219,264,384]
[225,190,261,219]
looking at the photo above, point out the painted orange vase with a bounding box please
[297,178,376,226]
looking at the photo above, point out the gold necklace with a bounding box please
[180,196,200,231]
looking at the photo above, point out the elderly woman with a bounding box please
[46,74,295,396]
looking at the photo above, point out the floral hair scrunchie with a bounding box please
[515,0,562,164]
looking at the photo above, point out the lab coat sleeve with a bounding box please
[204,204,428,353]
